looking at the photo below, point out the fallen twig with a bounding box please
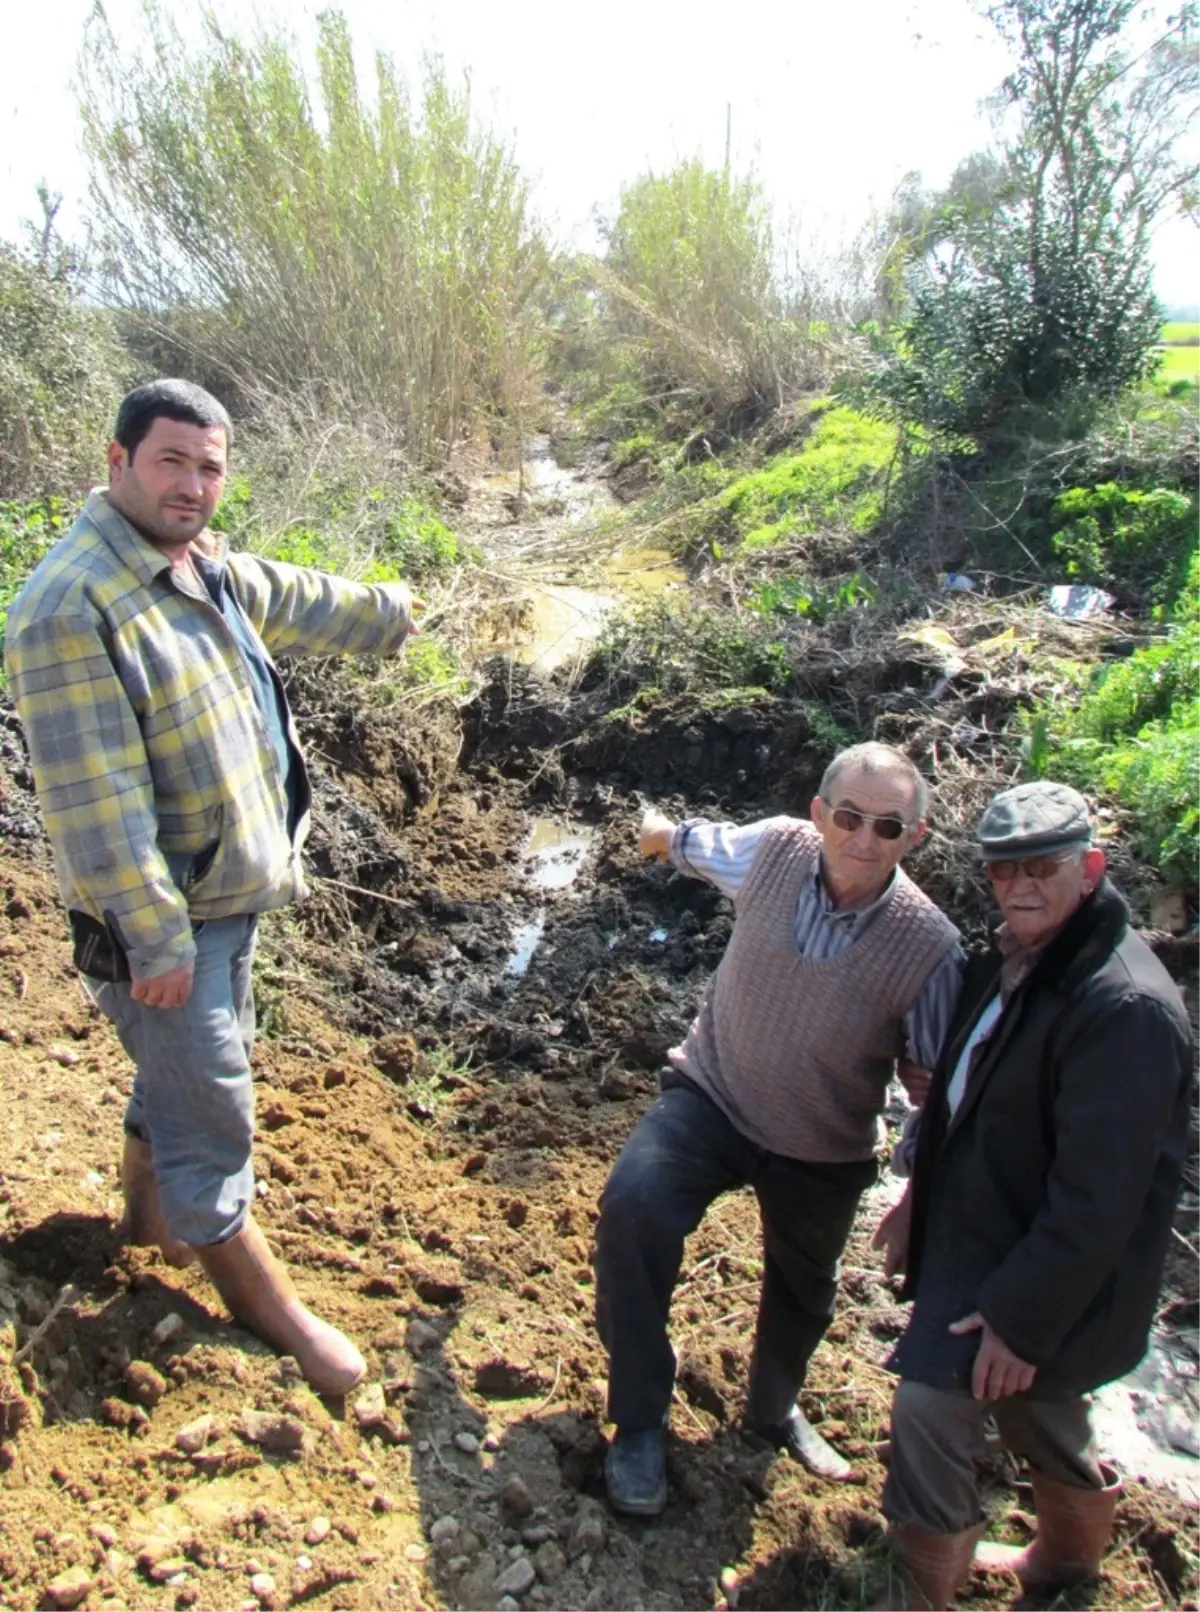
[14,1283,79,1364]
[315,876,415,912]
[534,1355,563,1413]
[1171,1226,1197,1252]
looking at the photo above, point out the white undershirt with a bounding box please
[945,993,1005,1116]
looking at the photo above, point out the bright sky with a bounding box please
[2,0,1196,303]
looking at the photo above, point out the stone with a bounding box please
[406,1318,441,1355]
[453,1430,480,1454]
[521,1526,555,1547]
[569,1501,606,1558]
[304,1517,332,1546]
[43,1568,92,1609]
[175,1414,216,1455]
[151,1312,186,1347]
[148,1558,190,1584]
[250,1571,277,1599]
[353,1382,387,1429]
[499,1475,534,1519]
[123,1361,168,1408]
[429,1515,461,1549]
[457,1554,500,1611]
[533,1541,567,1584]
[494,1557,536,1598]
[237,1410,311,1455]
[90,1523,119,1549]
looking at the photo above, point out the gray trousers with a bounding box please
[92,914,258,1247]
[884,1380,1106,1535]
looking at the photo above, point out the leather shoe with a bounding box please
[743,1407,851,1480]
[605,1427,668,1516]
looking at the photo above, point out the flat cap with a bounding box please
[976,781,1093,861]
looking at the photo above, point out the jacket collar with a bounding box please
[84,488,228,585]
[940,879,1129,1147]
[994,877,1129,997]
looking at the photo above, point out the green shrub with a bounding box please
[0,498,72,672]
[0,239,129,500]
[209,443,463,585]
[1049,482,1196,609]
[590,596,792,696]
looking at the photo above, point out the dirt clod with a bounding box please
[123,1360,168,1407]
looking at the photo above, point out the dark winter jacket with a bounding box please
[890,880,1193,1399]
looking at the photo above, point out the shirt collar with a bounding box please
[86,488,228,585]
[812,858,898,922]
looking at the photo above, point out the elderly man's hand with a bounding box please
[949,1311,1037,1400]
[871,1184,913,1279]
[898,1059,933,1104]
[638,808,676,862]
[131,962,195,1010]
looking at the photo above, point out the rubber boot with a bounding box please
[878,1521,986,1610]
[196,1216,366,1395]
[120,1136,198,1268]
[974,1464,1121,1590]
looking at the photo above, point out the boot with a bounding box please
[878,1521,986,1610]
[605,1427,668,1517]
[196,1215,366,1395]
[120,1136,197,1268]
[743,1407,852,1480]
[974,1464,1121,1590]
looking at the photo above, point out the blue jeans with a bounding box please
[594,1075,877,1432]
[92,914,258,1247]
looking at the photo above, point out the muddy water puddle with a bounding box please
[475,436,685,672]
[503,818,598,976]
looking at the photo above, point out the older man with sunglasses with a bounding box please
[871,781,1192,1610]
[593,741,964,1516]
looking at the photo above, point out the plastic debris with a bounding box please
[1048,584,1114,619]
[941,572,977,591]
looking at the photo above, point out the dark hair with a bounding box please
[115,379,234,460]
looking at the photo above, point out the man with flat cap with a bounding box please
[871,780,1193,1610]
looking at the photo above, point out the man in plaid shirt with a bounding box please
[5,378,417,1393]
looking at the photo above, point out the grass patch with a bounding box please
[1160,322,1199,345]
[716,406,899,552]
[1154,345,1200,379]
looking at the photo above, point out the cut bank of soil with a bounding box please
[0,655,1196,1612]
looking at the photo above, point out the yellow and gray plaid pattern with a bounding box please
[5,491,411,980]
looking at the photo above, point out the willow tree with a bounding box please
[80,8,547,462]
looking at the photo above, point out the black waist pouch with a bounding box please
[69,910,132,983]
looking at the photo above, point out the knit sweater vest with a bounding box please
[669,820,959,1162]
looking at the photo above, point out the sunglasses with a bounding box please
[986,853,1076,882]
[823,802,912,841]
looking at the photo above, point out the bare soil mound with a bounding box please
[0,656,1195,1612]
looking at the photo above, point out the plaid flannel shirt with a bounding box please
[4,490,412,980]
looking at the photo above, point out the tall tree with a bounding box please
[873,0,1199,441]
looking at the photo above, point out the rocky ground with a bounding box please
[0,646,1197,1612]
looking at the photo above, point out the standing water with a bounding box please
[502,818,597,977]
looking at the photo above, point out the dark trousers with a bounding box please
[594,1076,876,1432]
